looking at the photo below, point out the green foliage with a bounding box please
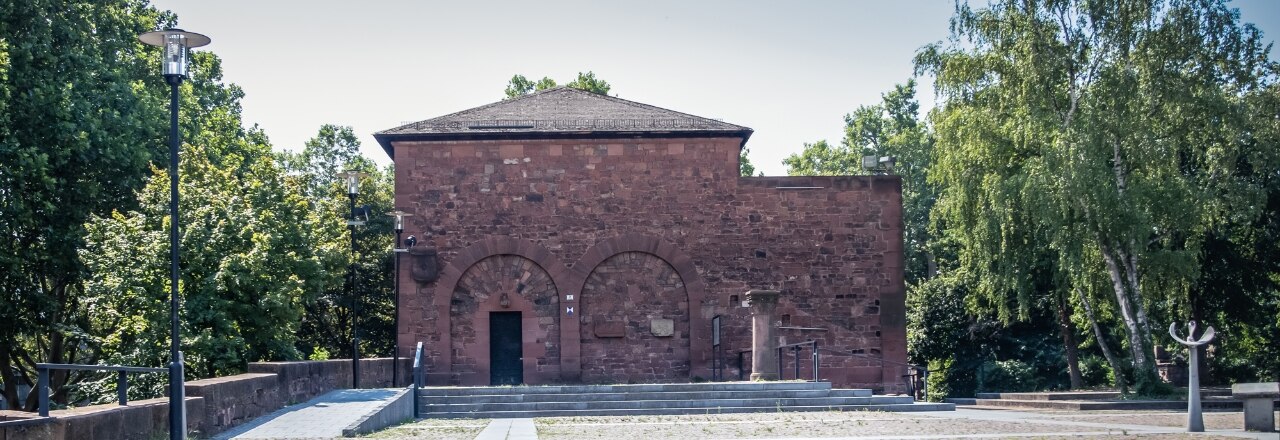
[925,358,975,401]
[0,0,398,408]
[282,126,396,364]
[504,71,610,98]
[739,147,759,176]
[782,140,855,176]
[785,80,938,284]
[1078,354,1115,387]
[916,0,1278,394]
[907,275,970,364]
[0,0,169,410]
[564,71,611,95]
[978,360,1038,393]
[82,139,322,385]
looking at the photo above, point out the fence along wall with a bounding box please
[0,358,409,440]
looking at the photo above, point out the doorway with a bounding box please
[489,311,523,385]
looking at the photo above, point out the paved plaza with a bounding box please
[363,408,1280,440]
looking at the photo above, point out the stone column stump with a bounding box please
[748,290,781,381]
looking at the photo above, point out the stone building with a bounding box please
[375,87,908,392]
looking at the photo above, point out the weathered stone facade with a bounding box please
[377,88,907,392]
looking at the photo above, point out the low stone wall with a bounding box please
[0,357,412,440]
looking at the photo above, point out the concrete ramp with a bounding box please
[213,388,412,439]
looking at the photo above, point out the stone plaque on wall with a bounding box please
[409,247,439,282]
[650,318,674,337]
[594,321,625,338]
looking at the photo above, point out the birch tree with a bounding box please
[917,0,1276,393]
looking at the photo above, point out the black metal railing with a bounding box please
[735,340,822,382]
[35,363,167,417]
[778,340,820,382]
[411,342,424,418]
[819,349,931,400]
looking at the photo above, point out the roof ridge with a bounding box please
[374,86,754,151]
[570,88,749,131]
[376,87,567,135]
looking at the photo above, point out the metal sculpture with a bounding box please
[1168,321,1216,432]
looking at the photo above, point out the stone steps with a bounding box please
[972,388,1233,401]
[419,389,842,404]
[423,396,914,413]
[973,392,1121,401]
[418,381,831,396]
[417,382,953,419]
[950,396,1251,411]
[420,403,955,419]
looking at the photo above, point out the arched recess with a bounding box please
[431,237,571,383]
[451,255,559,385]
[579,252,689,382]
[565,234,708,382]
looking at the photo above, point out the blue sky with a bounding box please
[150,0,1280,176]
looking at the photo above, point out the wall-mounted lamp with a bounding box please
[861,155,897,174]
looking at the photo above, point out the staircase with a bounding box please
[417,381,954,418]
[947,389,1249,410]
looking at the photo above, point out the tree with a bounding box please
[504,71,610,98]
[785,80,938,284]
[83,141,325,392]
[278,124,362,197]
[564,71,611,95]
[77,43,345,399]
[0,0,167,410]
[283,126,396,364]
[783,140,857,176]
[739,147,760,176]
[917,0,1276,393]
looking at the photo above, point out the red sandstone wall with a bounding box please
[393,137,907,392]
[580,251,689,383]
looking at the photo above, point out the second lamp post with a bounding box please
[341,170,367,388]
[386,210,413,387]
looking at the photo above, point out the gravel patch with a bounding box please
[362,418,489,439]
[532,411,1151,439]
[1012,409,1278,431]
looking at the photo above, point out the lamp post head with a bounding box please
[386,210,413,233]
[138,29,210,79]
[340,170,367,196]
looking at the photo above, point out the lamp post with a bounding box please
[340,170,367,388]
[386,210,414,387]
[138,28,210,440]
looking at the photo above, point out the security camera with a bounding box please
[405,235,417,248]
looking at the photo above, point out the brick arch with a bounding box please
[431,237,571,382]
[565,234,709,381]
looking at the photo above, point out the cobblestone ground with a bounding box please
[364,409,1279,439]
[1026,410,1276,430]
[363,419,489,440]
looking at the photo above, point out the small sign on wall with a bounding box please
[651,318,674,337]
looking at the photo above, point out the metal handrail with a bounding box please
[411,342,424,418]
[35,363,167,417]
[818,348,932,400]
[777,341,819,382]
[734,340,822,382]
